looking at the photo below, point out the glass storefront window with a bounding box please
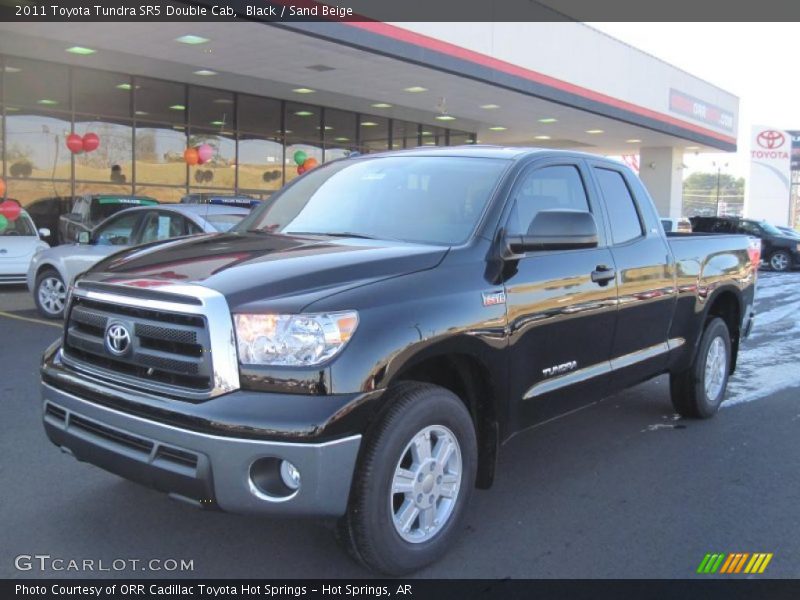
[392,121,420,149]
[285,142,322,183]
[73,68,131,119]
[359,115,389,153]
[285,102,320,143]
[134,78,186,125]
[190,87,234,129]
[134,185,186,204]
[1,55,476,213]
[187,129,236,189]
[3,178,72,207]
[4,57,70,111]
[135,121,187,186]
[238,134,283,191]
[74,181,134,199]
[5,112,72,180]
[421,125,447,146]
[74,118,133,184]
[449,130,476,146]
[238,94,281,137]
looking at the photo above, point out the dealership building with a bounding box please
[0,20,739,219]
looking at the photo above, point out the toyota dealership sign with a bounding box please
[746,126,792,225]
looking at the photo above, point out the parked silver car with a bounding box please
[27,203,249,318]
[0,209,50,285]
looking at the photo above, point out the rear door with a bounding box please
[587,162,677,390]
[502,159,618,428]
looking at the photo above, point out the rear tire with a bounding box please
[34,268,67,319]
[670,318,731,418]
[769,250,791,272]
[337,382,477,575]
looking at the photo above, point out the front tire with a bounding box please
[338,382,477,575]
[34,269,67,319]
[769,250,791,272]
[670,317,731,418]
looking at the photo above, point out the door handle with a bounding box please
[591,265,616,286]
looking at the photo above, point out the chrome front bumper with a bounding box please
[42,382,362,517]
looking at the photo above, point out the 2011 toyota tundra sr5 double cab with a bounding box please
[41,147,759,574]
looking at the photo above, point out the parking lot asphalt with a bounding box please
[1,272,799,579]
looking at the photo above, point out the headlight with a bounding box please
[234,311,358,366]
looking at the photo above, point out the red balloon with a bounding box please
[302,157,319,171]
[297,165,306,175]
[0,200,21,221]
[0,178,5,198]
[66,133,84,154]
[184,147,199,166]
[82,133,100,153]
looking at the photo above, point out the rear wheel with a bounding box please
[670,317,731,418]
[34,269,67,319]
[769,250,791,272]
[337,382,477,575]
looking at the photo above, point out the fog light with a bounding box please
[280,460,301,490]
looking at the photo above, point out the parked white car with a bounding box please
[0,209,50,285]
[27,203,249,318]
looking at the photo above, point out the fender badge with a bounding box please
[482,290,506,306]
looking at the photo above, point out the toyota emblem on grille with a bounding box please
[105,322,132,356]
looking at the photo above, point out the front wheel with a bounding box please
[670,317,731,418]
[338,382,477,575]
[34,269,67,319]
[769,250,791,272]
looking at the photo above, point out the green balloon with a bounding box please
[0,214,7,232]
[293,150,308,166]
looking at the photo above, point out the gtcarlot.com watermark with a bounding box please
[14,554,194,573]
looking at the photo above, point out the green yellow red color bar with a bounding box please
[697,553,773,574]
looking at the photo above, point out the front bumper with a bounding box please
[41,351,365,517]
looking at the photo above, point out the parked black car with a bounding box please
[24,196,76,245]
[41,147,758,574]
[58,194,159,244]
[690,216,800,272]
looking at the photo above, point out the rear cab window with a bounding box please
[593,167,644,245]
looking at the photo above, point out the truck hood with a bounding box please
[82,232,448,311]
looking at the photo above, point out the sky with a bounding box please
[589,23,799,179]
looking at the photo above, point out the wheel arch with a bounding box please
[702,287,742,373]
[387,349,501,490]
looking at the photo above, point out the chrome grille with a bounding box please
[64,295,211,391]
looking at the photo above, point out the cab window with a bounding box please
[139,212,191,244]
[506,165,590,236]
[593,168,643,245]
[94,212,140,246]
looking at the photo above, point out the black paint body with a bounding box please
[43,148,757,464]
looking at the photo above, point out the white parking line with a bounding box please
[0,310,62,329]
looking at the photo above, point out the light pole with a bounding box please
[712,161,729,216]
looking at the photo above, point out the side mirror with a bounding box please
[77,231,90,244]
[505,210,598,255]
[38,228,51,239]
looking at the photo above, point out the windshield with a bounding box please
[206,214,247,232]
[237,156,508,245]
[758,221,784,236]
[0,214,36,236]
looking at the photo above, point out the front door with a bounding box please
[503,161,618,429]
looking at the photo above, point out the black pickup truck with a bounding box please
[40,147,759,574]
